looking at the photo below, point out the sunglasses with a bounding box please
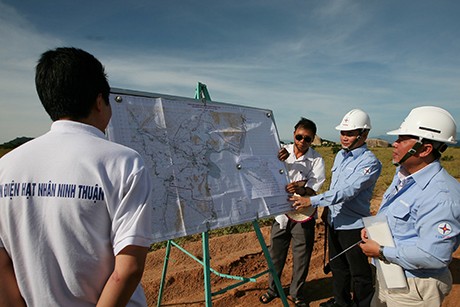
[295,135,313,143]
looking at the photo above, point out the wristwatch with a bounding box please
[378,246,390,264]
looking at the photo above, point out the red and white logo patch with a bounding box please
[437,223,452,236]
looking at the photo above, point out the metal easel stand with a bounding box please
[156,83,288,307]
[156,222,288,307]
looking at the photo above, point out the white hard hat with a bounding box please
[335,109,372,131]
[387,106,457,144]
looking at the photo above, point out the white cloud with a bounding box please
[0,2,61,142]
[1,0,459,145]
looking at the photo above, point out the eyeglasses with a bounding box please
[295,135,313,143]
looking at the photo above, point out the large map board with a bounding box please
[107,88,292,243]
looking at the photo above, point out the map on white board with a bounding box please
[107,88,291,243]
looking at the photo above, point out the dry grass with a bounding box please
[439,147,460,179]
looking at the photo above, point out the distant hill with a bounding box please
[0,137,34,149]
[367,138,390,147]
[373,134,396,144]
[280,135,336,147]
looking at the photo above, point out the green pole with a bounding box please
[195,82,212,101]
[202,231,213,306]
[157,240,172,307]
[252,220,289,307]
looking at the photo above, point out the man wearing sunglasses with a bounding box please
[290,109,382,307]
[260,117,326,307]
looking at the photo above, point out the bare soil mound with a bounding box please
[142,220,459,306]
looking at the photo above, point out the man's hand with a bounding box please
[359,228,380,257]
[278,148,289,161]
[289,194,311,211]
[285,180,310,196]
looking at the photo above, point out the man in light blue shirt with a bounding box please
[291,109,382,307]
[360,106,460,307]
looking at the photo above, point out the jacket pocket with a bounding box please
[389,199,414,235]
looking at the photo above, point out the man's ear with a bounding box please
[95,93,104,112]
[418,143,434,157]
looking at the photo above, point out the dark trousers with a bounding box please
[268,218,315,300]
[327,225,374,307]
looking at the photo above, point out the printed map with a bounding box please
[107,90,291,242]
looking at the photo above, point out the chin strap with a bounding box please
[343,129,365,152]
[393,139,423,166]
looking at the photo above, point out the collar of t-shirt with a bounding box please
[51,120,106,139]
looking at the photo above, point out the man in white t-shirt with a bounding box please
[260,118,326,307]
[0,47,153,306]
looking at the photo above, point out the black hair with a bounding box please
[294,117,317,135]
[35,47,110,121]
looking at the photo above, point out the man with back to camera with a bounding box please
[360,106,460,307]
[290,109,382,307]
[0,47,153,306]
[259,118,326,307]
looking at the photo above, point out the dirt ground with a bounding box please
[142,214,460,306]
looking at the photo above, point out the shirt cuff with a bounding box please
[114,235,152,255]
[310,195,321,208]
[382,246,397,262]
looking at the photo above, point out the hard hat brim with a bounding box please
[387,128,457,144]
[336,125,369,131]
[386,129,400,136]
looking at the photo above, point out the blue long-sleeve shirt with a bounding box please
[378,161,460,278]
[310,144,381,230]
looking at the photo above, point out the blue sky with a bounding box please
[1,0,460,144]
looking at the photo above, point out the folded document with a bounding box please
[362,215,408,292]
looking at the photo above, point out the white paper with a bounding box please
[107,90,291,242]
[362,215,408,292]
